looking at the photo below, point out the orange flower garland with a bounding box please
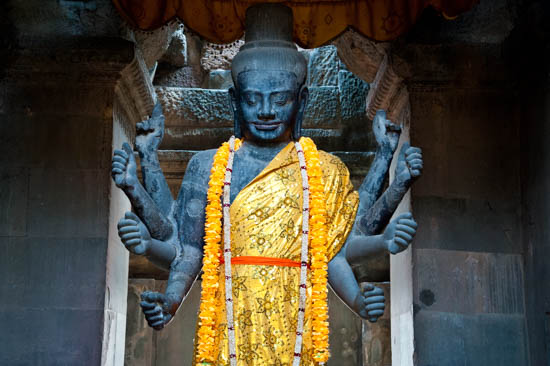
[196,137,330,364]
[197,138,242,364]
[300,137,331,363]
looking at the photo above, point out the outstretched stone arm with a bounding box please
[344,143,422,266]
[358,143,423,237]
[135,102,175,218]
[356,110,400,218]
[140,246,203,330]
[328,250,385,322]
[117,211,176,270]
[346,212,417,262]
[328,111,422,318]
[112,142,174,241]
[138,150,215,330]
[328,213,416,320]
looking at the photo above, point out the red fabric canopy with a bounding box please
[113,0,478,48]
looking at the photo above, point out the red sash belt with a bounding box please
[220,255,309,268]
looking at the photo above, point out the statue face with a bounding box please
[231,70,306,142]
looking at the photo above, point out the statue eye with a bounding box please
[243,93,259,106]
[272,92,290,106]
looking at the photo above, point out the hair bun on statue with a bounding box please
[231,4,307,86]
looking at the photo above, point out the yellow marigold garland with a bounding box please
[197,138,242,363]
[300,137,330,363]
[196,137,330,364]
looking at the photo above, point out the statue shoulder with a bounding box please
[182,149,217,187]
[318,150,350,177]
[187,149,217,172]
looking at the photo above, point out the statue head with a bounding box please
[229,4,308,142]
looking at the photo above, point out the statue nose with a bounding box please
[258,111,276,121]
[258,103,275,121]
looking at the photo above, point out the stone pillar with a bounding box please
[0,1,154,363]
[402,37,527,366]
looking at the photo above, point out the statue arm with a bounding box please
[112,142,174,241]
[355,110,400,228]
[116,211,177,270]
[359,179,409,236]
[328,251,385,321]
[138,151,215,330]
[357,147,394,213]
[136,102,175,217]
[141,245,203,330]
[356,143,423,236]
[346,212,417,265]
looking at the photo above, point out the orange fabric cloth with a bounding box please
[112,0,478,47]
[220,255,308,268]
[220,255,309,268]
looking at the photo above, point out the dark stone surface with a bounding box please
[0,1,129,363]
[0,308,104,366]
[517,2,550,364]
[414,311,527,366]
[403,0,534,364]
[0,112,111,170]
[0,237,107,310]
[27,168,109,238]
[0,168,28,236]
[414,196,521,254]
[414,249,525,315]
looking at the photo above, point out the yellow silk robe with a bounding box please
[195,142,359,366]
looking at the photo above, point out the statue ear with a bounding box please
[229,87,242,138]
[293,86,309,140]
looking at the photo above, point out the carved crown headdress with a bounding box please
[231,4,307,86]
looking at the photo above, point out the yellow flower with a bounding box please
[300,136,330,362]
[196,138,242,363]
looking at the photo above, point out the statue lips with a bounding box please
[252,121,283,131]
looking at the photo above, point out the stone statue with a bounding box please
[111,4,422,364]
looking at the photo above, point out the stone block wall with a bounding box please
[394,1,532,363]
[0,1,137,364]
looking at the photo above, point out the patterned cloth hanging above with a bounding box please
[112,0,478,48]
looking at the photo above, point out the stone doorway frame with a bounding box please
[118,26,415,366]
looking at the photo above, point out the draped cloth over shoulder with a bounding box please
[112,0,478,47]
[192,142,359,365]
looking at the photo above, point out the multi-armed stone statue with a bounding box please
[111,4,422,365]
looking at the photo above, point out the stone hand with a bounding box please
[373,110,401,154]
[353,284,385,322]
[136,102,165,156]
[383,212,417,254]
[140,291,173,330]
[117,211,152,255]
[111,142,138,189]
[395,142,423,187]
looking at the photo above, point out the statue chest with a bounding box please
[229,157,270,203]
